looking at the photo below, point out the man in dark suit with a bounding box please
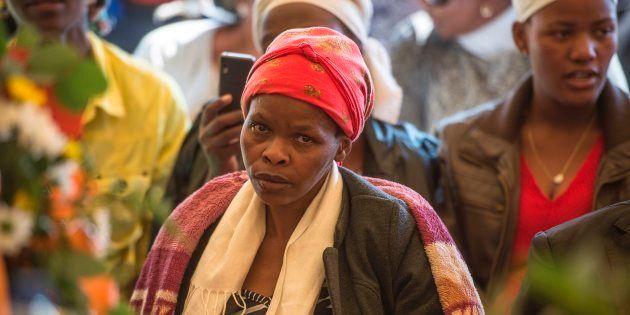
[517,201,630,314]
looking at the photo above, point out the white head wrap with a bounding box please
[513,0,618,22]
[252,0,403,124]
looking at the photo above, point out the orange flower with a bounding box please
[7,46,30,64]
[69,169,86,201]
[50,187,74,221]
[79,274,120,315]
[66,224,96,254]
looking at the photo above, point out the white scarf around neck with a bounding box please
[183,163,344,315]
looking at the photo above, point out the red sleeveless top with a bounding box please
[511,136,604,264]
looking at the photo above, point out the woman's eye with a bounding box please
[295,135,313,144]
[250,123,269,134]
[552,30,570,39]
[594,27,614,38]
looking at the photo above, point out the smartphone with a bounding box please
[217,52,256,115]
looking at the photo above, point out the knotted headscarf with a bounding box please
[242,27,374,142]
[513,0,618,22]
[252,0,402,124]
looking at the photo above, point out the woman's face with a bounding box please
[513,0,617,108]
[419,0,493,39]
[260,3,359,51]
[241,94,350,212]
[5,0,88,34]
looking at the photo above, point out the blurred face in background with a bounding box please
[419,0,509,39]
[5,0,89,35]
[260,2,360,50]
[513,0,617,108]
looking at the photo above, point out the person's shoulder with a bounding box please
[435,100,503,140]
[369,119,438,155]
[536,201,630,248]
[96,36,187,106]
[340,168,410,215]
[339,168,427,233]
[98,36,176,86]
[173,171,248,216]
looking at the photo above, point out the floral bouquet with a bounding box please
[0,26,131,314]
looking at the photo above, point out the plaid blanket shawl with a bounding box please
[131,171,483,314]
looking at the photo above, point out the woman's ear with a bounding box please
[512,22,529,55]
[334,136,352,163]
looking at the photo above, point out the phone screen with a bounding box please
[218,52,256,115]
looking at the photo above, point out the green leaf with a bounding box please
[14,26,41,49]
[109,302,135,315]
[54,59,108,112]
[49,250,107,279]
[0,21,9,57]
[28,43,80,80]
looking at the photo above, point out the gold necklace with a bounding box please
[526,116,597,187]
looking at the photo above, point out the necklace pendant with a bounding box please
[553,174,564,185]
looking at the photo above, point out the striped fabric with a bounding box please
[131,171,484,314]
[224,284,331,315]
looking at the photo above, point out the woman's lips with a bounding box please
[253,173,291,191]
[564,69,600,90]
[25,0,65,13]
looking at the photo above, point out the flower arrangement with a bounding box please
[0,26,131,314]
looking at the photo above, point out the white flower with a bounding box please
[92,207,111,257]
[65,208,110,258]
[0,101,67,159]
[0,204,34,256]
[48,160,81,197]
[0,102,21,141]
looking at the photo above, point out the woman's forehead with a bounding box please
[532,0,616,24]
[249,95,338,130]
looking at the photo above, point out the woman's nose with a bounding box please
[262,138,290,166]
[569,33,597,63]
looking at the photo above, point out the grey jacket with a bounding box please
[517,200,630,313]
[173,167,443,314]
[437,76,630,296]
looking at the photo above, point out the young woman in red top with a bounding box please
[438,0,630,310]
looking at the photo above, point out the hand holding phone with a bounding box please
[198,95,243,177]
[217,52,256,115]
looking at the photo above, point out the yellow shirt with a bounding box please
[83,33,189,291]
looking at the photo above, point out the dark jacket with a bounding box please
[173,167,443,314]
[517,200,630,314]
[166,117,440,207]
[437,76,630,296]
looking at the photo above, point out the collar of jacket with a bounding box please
[82,33,126,124]
[605,202,630,271]
[612,203,630,248]
[476,74,630,151]
[468,74,630,183]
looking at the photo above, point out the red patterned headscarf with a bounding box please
[241,27,374,142]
